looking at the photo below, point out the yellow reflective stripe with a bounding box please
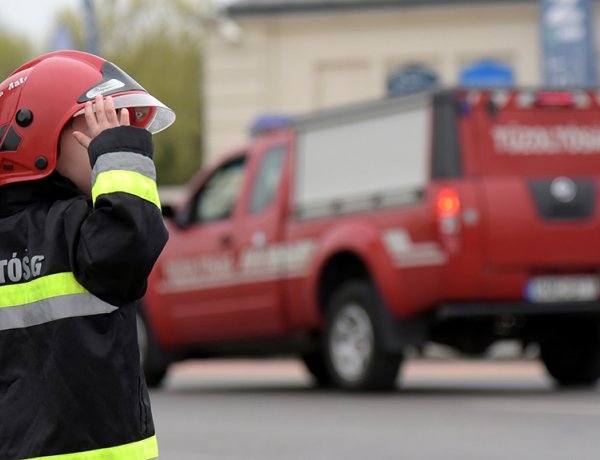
[0,272,87,309]
[25,435,158,460]
[92,170,161,209]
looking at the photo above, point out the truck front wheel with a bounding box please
[323,280,402,391]
[301,351,333,387]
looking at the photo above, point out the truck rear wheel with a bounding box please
[323,280,402,391]
[137,309,170,388]
[540,320,600,387]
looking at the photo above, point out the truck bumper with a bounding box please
[437,301,600,319]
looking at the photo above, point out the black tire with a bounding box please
[137,309,170,388]
[540,319,600,387]
[301,351,333,387]
[323,280,402,391]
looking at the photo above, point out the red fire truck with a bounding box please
[140,89,600,390]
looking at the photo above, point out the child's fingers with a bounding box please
[119,107,130,126]
[105,96,119,126]
[94,95,108,126]
[72,131,91,149]
[84,101,97,131]
[79,96,132,148]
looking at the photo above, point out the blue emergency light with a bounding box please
[460,59,515,88]
[249,114,292,137]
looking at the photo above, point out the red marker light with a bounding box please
[536,91,574,107]
[437,188,460,217]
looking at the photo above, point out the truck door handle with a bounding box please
[220,234,233,247]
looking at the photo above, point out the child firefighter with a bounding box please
[0,50,175,459]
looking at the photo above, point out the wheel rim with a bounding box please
[136,313,148,367]
[329,303,374,382]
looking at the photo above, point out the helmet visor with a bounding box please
[73,92,176,134]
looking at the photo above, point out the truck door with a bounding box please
[157,155,250,343]
[466,91,600,290]
[233,132,291,336]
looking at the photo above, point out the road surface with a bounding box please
[150,359,600,460]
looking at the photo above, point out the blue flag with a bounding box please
[83,0,100,55]
[540,0,597,87]
[51,24,76,51]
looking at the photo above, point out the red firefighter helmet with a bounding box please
[0,50,175,187]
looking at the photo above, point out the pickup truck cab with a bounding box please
[141,88,600,390]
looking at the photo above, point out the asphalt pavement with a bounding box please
[150,359,600,460]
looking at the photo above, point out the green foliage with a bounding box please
[108,32,203,184]
[59,0,205,184]
[1,0,205,185]
[100,0,205,184]
[0,32,35,78]
[55,8,86,51]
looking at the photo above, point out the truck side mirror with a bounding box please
[161,204,188,228]
[161,204,175,220]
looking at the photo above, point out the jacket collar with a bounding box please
[0,173,83,217]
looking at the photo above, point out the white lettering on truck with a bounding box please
[492,124,600,155]
[383,230,447,268]
[158,241,316,293]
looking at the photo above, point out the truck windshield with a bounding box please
[193,156,247,223]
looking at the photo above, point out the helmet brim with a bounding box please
[73,92,176,134]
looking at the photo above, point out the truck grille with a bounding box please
[528,178,595,220]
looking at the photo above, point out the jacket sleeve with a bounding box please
[70,126,169,305]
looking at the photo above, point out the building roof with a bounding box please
[226,0,534,17]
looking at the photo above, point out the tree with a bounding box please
[56,0,206,185]
[108,26,204,185]
[0,32,34,78]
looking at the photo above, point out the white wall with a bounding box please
[203,3,597,162]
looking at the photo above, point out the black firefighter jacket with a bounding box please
[0,126,168,460]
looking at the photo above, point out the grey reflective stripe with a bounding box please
[0,293,118,331]
[92,151,156,186]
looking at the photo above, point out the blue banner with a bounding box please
[387,65,439,97]
[540,0,597,87]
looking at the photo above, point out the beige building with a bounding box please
[203,0,600,162]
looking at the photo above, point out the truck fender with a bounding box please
[303,221,410,325]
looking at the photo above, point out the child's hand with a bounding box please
[73,95,130,149]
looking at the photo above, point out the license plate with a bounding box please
[526,275,600,303]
